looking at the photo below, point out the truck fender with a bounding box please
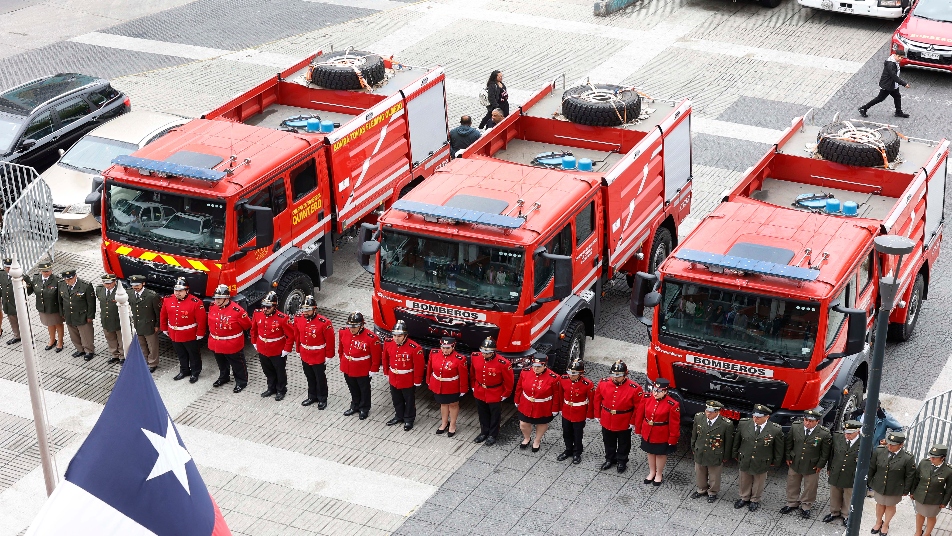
[254,246,318,295]
[829,347,869,395]
[547,293,595,342]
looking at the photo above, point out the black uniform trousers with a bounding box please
[302,362,328,402]
[602,426,632,463]
[476,399,502,438]
[863,88,902,113]
[390,385,416,423]
[214,351,248,386]
[172,340,202,375]
[562,416,586,456]
[344,374,371,411]
[259,353,287,393]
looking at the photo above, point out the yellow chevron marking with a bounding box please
[160,255,181,267]
[215,264,222,269]
[188,259,209,272]
[115,246,133,255]
[140,252,158,261]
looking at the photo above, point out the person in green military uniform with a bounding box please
[95,274,124,365]
[732,403,784,512]
[690,400,734,503]
[824,419,862,526]
[868,431,917,536]
[781,409,832,519]
[0,258,33,345]
[128,275,161,373]
[58,269,96,361]
[32,262,64,352]
[910,444,952,536]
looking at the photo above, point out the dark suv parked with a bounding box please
[0,73,130,171]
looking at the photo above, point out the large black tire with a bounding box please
[308,51,385,90]
[562,84,641,127]
[817,121,900,168]
[552,320,585,374]
[648,226,674,274]
[888,273,924,342]
[275,270,314,315]
[833,377,865,431]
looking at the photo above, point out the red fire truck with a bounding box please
[94,51,450,311]
[631,116,949,428]
[358,80,693,373]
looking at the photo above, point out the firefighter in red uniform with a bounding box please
[594,360,644,473]
[338,311,382,419]
[635,377,681,485]
[160,277,207,383]
[427,337,468,437]
[470,337,514,446]
[250,291,294,401]
[291,295,335,409]
[207,284,252,393]
[382,320,424,431]
[514,353,562,453]
[558,358,596,464]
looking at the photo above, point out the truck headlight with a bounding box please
[878,0,902,7]
[64,203,91,215]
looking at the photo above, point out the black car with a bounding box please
[0,73,130,172]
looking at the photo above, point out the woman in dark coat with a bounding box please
[479,70,509,129]
[910,444,952,536]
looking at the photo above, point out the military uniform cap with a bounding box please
[61,269,77,279]
[843,420,862,431]
[101,274,117,282]
[128,274,146,284]
[930,444,948,457]
[654,378,670,389]
[530,352,548,364]
[1,258,11,267]
[886,431,906,445]
[752,404,773,416]
[705,400,724,411]
[37,262,52,271]
[439,336,456,347]
[803,409,822,420]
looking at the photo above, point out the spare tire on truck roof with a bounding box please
[561,84,641,127]
[816,120,901,168]
[306,50,386,91]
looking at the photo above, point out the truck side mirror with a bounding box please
[828,304,867,359]
[357,222,379,274]
[541,250,573,300]
[629,272,659,326]
[246,205,274,247]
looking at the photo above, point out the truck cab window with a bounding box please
[235,185,273,246]
[825,283,852,349]
[575,202,594,244]
[534,224,573,296]
[858,251,873,294]
[291,159,317,201]
[271,177,288,215]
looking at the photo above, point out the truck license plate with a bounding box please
[922,51,941,60]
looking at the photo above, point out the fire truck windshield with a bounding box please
[104,183,227,259]
[658,280,820,363]
[379,230,524,305]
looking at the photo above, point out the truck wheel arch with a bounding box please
[258,246,321,298]
[548,295,595,342]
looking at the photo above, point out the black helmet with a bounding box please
[479,337,496,353]
[213,284,230,299]
[173,277,189,291]
[392,320,408,336]
[261,291,278,307]
[299,295,316,313]
[347,311,365,327]
[609,360,628,377]
[439,336,456,347]
[568,358,584,373]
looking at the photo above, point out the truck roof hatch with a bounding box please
[112,154,227,183]
[443,194,510,215]
[726,242,795,265]
[392,199,525,230]
[674,248,819,283]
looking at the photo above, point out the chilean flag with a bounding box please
[26,338,231,536]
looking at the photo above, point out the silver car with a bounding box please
[41,110,187,232]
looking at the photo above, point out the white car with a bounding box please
[41,111,187,232]
[796,0,907,19]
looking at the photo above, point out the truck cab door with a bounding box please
[854,250,876,333]
[571,199,601,297]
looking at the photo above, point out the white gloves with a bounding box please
[281,350,289,357]
[196,336,203,340]
[501,396,507,401]
[252,344,258,353]
[163,331,169,337]
[369,371,378,378]
[414,383,421,387]
[459,393,465,398]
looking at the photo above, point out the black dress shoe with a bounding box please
[617,463,628,473]
[871,527,881,534]
[691,491,706,499]
[799,509,811,519]
[572,455,581,464]
[748,502,760,512]
[780,506,796,514]
[858,107,869,118]
[107,357,121,364]
[447,430,456,437]
[436,426,447,434]
[7,338,20,345]
[71,350,84,357]
[643,478,653,485]
[83,353,95,361]
[233,384,244,393]
[317,401,327,410]
[261,389,276,398]
[707,495,717,503]
[556,452,571,461]
[343,408,357,416]
[600,460,615,470]
[652,479,661,485]
[302,399,315,406]
[358,411,368,420]
[387,417,402,426]
[519,440,529,449]
[213,378,230,387]
[275,392,285,401]
[44,343,56,351]
[189,375,199,384]
[474,434,487,443]
[404,422,413,431]
[149,367,157,374]
[531,445,539,452]
[734,499,749,509]
[55,347,63,353]
[173,372,190,381]
[484,437,496,446]
[822,513,838,523]
[895,111,910,118]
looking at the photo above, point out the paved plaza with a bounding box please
[2,0,952,534]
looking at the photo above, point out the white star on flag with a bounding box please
[142,416,192,494]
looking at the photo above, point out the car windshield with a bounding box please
[913,0,952,22]
[379,230,524,303]
[0,116,22,154]
[60,136,137,173]
[104,183,226,258]
[658,280,820,361]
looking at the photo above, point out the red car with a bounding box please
[892,0,952,72]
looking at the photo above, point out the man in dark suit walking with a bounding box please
[859,51,911,118]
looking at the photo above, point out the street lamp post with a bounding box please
[846,235,916,535]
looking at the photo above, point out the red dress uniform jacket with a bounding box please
[338,328,382,377]
[160,295,207,342]
[383,339,425,389]
[560,375,596,422]
[427,350,469,395]
[291,314,335,365]
[515,369,562,418]
[207,301,252,353]
[250,310,294,356]
[594,379,644,432]
[635,394,681,446]
[470,354,515,404]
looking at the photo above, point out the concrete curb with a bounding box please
[594,0,638,16]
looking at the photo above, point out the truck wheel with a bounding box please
[275,270,314,315]
[561,84,641,127]
[648,226,673,274]
[888,273,924,342]
[552,321,585,374]
[816,121,900,168]
[834,377,865,431]
[308,51,386,90]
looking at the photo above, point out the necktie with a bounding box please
[756,425,762,435]
[708,420,714,427]
[806,428,811,437]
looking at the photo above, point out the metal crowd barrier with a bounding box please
[0,162,57,271]
[905,390,952,461]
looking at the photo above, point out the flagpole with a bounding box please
[115,282,133,354]
[10,256,57,495]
